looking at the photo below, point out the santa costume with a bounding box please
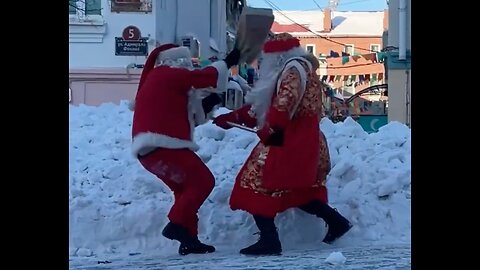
[132,43,238,255]
[213,33,352,255]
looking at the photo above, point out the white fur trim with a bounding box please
[245,47,310,127]
[186,89,219,140]
[276,58,311,119]
[132,132,199,157]
[157,46,192,62]
[187,90,207,139]
[210,61,229,93]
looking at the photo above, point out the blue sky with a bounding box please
[247,0,387,11]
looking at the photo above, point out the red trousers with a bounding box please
[138,148,214,236]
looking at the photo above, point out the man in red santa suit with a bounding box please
[131,43,240,255]
[213,33,352,255]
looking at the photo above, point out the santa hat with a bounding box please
[129,44,191,111]
[262,33,301,54]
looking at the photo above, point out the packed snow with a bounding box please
[325,251,347,265]
[69,101,411,257]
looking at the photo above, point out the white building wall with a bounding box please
[69,0,156,68]
[386,0,411,126]
[69,0,227,69]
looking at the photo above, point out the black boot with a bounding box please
[240,215,282,256]
[162,222,215,255]
[178,237,215,256]
[299,200,353,244]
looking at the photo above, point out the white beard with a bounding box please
[244,46,307,128]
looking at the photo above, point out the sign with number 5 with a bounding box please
[122,26,141,40]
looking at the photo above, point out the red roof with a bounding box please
[271,21,310,33]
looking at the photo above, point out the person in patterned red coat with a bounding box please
[213,33,352,255]
[131,43,240,255]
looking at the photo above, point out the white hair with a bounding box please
[244,46,307,127]
[157,58,194,69]
[156,46,194,69]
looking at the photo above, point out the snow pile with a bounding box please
[325,251,347,265]
[69,103,410,257]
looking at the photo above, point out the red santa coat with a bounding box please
[132,61,228,156]
[229,58,330,218]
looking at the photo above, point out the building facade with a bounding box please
[69,0,244,106]
[271,9,388,98]
[384,0,411,126]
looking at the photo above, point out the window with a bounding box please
[318,54,327,63]
[306,44,316,55]
[344,44,354,55]
[85,0,101,15]
[69,0,106,43]
[370,44,380,52]
[69,0,101,16]
[69,1,77,14]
